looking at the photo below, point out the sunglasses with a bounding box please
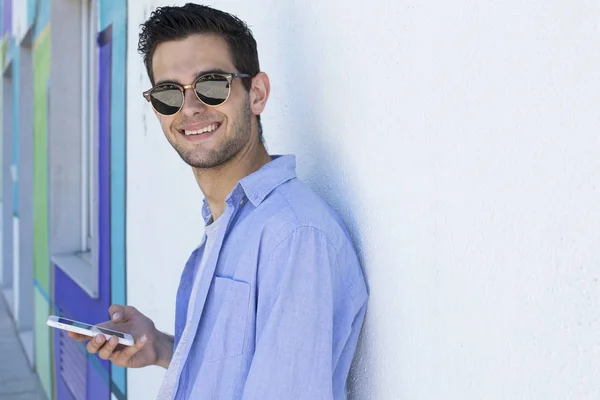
[142,72,251,116]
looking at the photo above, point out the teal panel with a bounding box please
[102,1,128,396]
[108,4,127,311]
[27,0,37,27]
[33,0,49,39]
[99,0,112,31]
[99,0,126,31]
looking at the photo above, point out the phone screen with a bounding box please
[95,326,126,339]
[58,317,94,330]
[58,317,126,339]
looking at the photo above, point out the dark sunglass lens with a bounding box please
[150,85,183,115]
[195,75,230,106]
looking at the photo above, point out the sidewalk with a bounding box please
[0,294,47,400]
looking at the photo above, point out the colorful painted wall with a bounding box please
[1,1,127,399]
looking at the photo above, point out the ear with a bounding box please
[249,72,270,117]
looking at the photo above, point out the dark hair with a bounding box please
[138,3,260,89]
[138,3,263,136]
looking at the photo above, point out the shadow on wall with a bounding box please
[272,5,373,399]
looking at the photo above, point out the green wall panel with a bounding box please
[33,26,52,400]
[34,287,52,399]
[33,27,49,290]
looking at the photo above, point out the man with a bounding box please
[68,3,368,399]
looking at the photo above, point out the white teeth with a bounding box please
[184,123,219,135]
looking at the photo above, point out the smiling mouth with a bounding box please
[180,122,222,136]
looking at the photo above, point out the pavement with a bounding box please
[0,294,47,400]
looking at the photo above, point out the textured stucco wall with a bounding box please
[126,1,204,397]
[127,1,600,399]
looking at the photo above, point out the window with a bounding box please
[49,0,99,297]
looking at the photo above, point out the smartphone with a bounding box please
[46,315,134,346]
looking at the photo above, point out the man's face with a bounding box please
[151,34,254,169]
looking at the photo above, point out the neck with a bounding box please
[192,140,271,221]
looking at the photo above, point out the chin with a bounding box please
[181,152,224,169]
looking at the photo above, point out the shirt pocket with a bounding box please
[204,276,251,363]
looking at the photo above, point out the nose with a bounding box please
[180,85,206,117]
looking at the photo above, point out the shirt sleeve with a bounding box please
[241,225,361,400]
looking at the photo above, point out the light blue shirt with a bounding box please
[170,155,368,399]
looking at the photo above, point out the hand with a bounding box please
[66,305,173,369]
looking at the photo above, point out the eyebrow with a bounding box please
[155,68,231,86]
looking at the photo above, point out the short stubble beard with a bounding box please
[172,99,252,169]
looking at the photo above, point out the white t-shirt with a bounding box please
[157,216,222,399]
[185,217,222,323]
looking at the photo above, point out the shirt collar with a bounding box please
[239,154,297,207]
[201,155,297,221]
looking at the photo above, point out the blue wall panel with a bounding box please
[11,50,18,216]
[99,1,128,397]
[34,0,50,40]
[27,0,37,27]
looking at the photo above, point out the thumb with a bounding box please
[108,305,136,323]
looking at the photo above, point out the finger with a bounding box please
[108,305,136,323]
[67,331,93,342]
[95,319,126,332]
[114,334,147,362]
[86,334,107,354]
[97,335,120,360]
[95,320,118,330]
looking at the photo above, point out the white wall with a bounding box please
[127,1,600,399]
[126,1,205,396]
[11,0,28,44]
